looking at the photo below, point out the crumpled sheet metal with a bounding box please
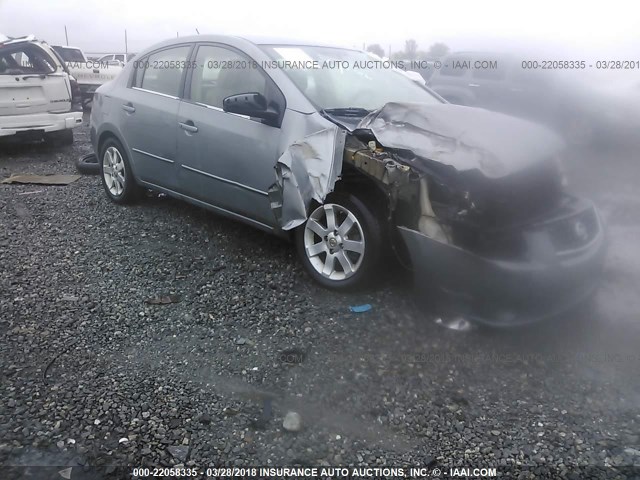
[346,148,411,186]
[270,126,346,230]
[356,102,563,178]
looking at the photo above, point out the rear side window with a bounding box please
[134,46,191,97]
[0,44,57,75]
[53,47,85,62]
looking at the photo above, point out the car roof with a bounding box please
[444,51,518,61]
[0,34,37,46]
[448,51,502,56]
[237,35,351,49]
[140,34,356,51]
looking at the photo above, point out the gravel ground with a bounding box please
[1,118,640,479]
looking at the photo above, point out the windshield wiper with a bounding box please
[321,107,371,117]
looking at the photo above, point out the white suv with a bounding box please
[0,35,83,144]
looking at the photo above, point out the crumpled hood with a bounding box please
[356,102,564,178]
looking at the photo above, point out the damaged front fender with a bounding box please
[268,126,346,230]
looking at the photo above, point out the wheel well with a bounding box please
[331,167,391,222]
[296,169,391,240]
[97,131,118,155]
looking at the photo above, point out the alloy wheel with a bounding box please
[303,203,365,281]
[103,146,126,196]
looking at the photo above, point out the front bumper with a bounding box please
[398,199,606,326]
[0,111,83,137]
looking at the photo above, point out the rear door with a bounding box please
[118,44,192,190]
[0,42,72,116]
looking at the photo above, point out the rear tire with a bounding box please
[76,153,100,175]
[99,138,140,204]
[295,193,382,290]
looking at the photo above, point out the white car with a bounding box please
[53,45,123,108]
[95,53,135,65]
[0,35,83,143]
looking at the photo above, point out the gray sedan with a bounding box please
[90,35,605,325]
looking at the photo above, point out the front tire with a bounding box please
[99,138,140,204]
[295,193,382,290]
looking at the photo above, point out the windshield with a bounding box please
[261,45,442,111]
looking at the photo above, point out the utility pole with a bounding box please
[64,25,69,46]
[196,28,200,35]
[124,29,128,56]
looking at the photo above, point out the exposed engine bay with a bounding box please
[342,133,598,261]
[337,103,599,261]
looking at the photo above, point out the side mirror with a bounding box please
[223,92,279,123]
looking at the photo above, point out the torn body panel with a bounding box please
[269,125,346,230]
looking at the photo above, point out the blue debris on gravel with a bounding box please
[349,304,372,313]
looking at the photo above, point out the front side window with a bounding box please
[52,46,85,63]
[189,45,267,109]
[135,46,191,97]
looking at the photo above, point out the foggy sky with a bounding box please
[1,0,638,57]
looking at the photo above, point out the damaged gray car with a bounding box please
[90,36,606,326]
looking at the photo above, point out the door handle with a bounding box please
[468,83,480,87]
[122,103,136,113]
[179,121,198,133]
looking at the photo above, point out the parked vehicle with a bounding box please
[428,51,637,146]
[51,45,86,63]
[90,36,605,325]
[52,45,123,108]
[95,53,135,65]
[0,35,82,143]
